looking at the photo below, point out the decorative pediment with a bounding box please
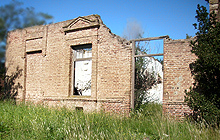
[63,16,100,32]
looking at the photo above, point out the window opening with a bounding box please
[72,44,92,96]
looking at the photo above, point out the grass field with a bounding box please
[0,101,219,140]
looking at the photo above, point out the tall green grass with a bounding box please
[0,101,219,140]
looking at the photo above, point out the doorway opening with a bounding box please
[130,36,168,109]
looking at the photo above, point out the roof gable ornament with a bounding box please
[63,16,100,32]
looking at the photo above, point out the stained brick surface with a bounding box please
[6,15,132,114]
[6,13,210,118]
[163,38,196,118]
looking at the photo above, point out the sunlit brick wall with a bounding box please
[163,38,196,118]
[6,15,132,115]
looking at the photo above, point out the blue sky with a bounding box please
[1,0,209,40]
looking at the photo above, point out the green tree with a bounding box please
[0,0,53,62]
[185,3,220,127]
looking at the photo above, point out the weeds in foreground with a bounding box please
[0,101,219,139]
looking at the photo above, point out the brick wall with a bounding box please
[163,38,196,118]
[6,29,25,101]
[162,1,220,118]
[210,0,220,21]
[6,13,208,118]
[6,15,132,114]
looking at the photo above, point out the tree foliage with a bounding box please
[185,4,220,127]
[0,0,53,62]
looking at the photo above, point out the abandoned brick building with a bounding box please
[6,1,219,117]
[6,15,132,114]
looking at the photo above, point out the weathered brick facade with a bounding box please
[210,0,220,21]
[6,15,132,114]
[6,1,218,117]
[162,0,220,118]
[163,38,196,118]
[4,15,204,117]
